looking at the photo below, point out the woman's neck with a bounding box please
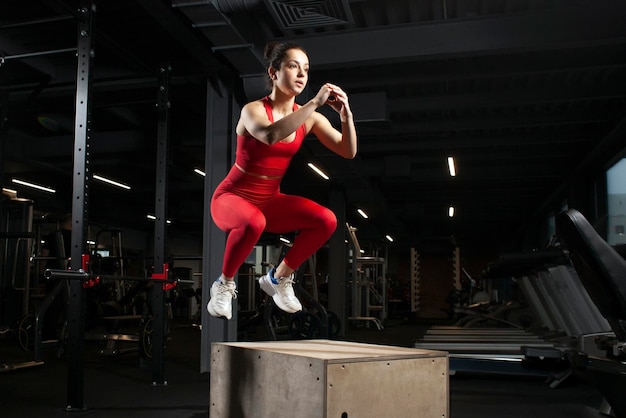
[267,91,295,115]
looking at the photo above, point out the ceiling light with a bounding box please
[93,174,131,190]
[146,214,172,224]
[279,236,291,244]
[11,178,56,193]
[307,162,329,180]
[194,168,206,177]
[447,156,456,177]
[385,234,394,242]
[448,206,455,217]
[357,208,369,219]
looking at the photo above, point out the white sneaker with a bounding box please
[258,269,302,313]
[206,279,237,320]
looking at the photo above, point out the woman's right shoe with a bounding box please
[258,268,302,313]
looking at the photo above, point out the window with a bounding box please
[607,158,626,245]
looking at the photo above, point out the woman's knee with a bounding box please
[246,215,266,236]
[320,208,338,235]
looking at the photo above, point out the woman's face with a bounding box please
[273,48,309,95]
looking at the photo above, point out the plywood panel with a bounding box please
[209,339,449,418]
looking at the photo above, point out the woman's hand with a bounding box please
[311,83,334,107]
[323,83,353,122]
[309,82,357,159]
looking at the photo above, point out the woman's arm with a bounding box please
[310,84,357,159]
[238,85,334,145]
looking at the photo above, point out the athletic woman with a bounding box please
[207,41,357,319]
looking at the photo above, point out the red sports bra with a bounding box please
[234,97,307,178]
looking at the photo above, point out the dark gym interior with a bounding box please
[2,1,626,417]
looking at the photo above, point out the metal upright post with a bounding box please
[200,77,236,373]
[328,189,347,336]
[66,0,95,411]
[0,91,7,223]
[151,63,171,386]
[0,92,6,310]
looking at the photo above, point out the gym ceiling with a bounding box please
[1,0,625,255]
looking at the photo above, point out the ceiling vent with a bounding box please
[265,0,353,29]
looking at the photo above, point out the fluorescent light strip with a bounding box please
[279,236,291,244]
[307,162,330,180]
[146,214,172,224]
[385,234,394,242]
[2,187,17,194]
[447,156,456,177]
[449,206,455,217]
[194,168,206,177]
[357,209,369,219]
[93,174,131,190]
[11,178,56,193]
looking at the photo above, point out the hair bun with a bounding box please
[264,41,280,62]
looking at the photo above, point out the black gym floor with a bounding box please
[0,319,605,418]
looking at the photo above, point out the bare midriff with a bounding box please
[234,163,283,180]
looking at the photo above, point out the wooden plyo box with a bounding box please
[210,339,449,418]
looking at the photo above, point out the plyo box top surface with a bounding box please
[212,339,448,363]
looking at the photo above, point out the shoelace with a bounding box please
[216,283,238,300]
[278,276,296,296]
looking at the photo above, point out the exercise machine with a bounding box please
[556,208,626,417]
[0,197,44,372]
[414,248,578,380]
[346,223,385,330]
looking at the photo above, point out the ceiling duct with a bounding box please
[264,0,353,29]
[212,0,264,13]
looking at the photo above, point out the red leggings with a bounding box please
[210,170,337,277]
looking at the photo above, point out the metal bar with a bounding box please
[44,269,88,281]
[211,44,253,52]
[192,22,229,28]
[0,15,75,29]
[0,232,35,239]
[1,48,77,61]
[44,269,177,283]
[66,1,95,411]
[150,63,171,386]
[170,255,203,260]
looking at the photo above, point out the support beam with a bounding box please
[150,63,172,386]
[328,189,347,337]
[201,77,237,373]
[66,0,95,411]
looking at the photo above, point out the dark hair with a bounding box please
[264,41,307,87]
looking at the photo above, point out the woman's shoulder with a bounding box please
[241,98,268,114]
